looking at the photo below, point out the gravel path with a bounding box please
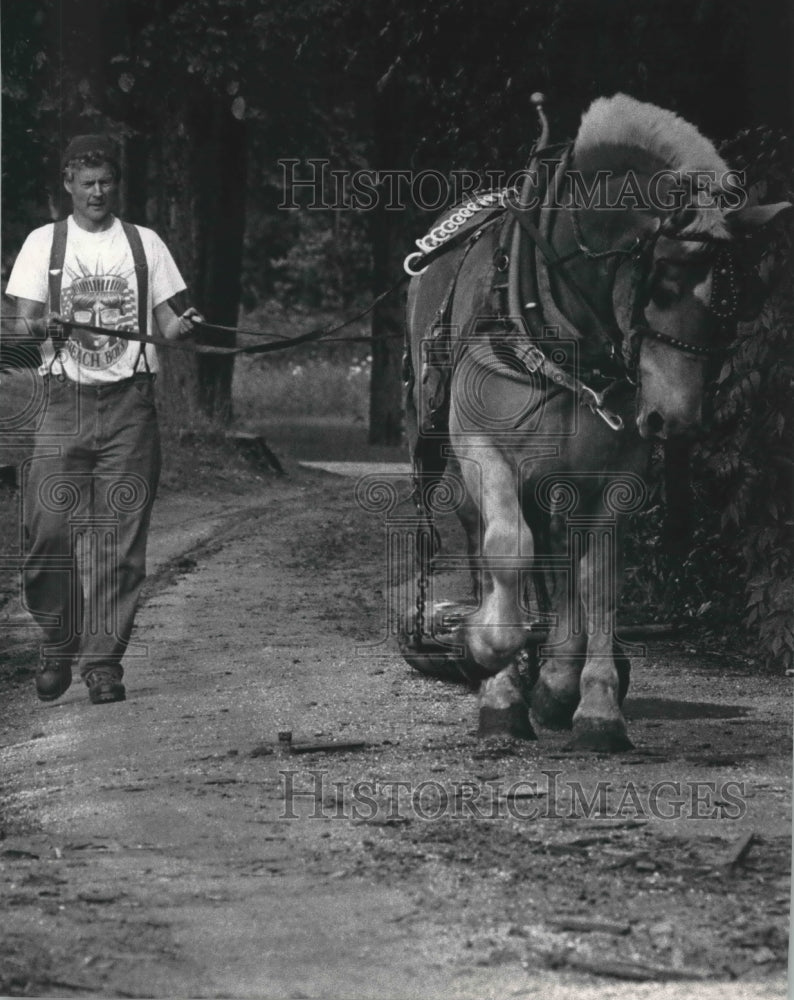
[0,468,790,998]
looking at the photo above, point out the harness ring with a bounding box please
[404,251,429,277]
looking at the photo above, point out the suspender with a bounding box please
[48,219,69,313]
[120,221,150,371]
[120,220,148,337]
[48,217,151,371]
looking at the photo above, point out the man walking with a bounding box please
[6,133,203,704]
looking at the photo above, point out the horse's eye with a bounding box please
[649,263,683,306]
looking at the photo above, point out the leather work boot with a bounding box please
[85,668,126,705]
[35,659,73,702]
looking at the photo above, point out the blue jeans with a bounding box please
[22,374,161,678]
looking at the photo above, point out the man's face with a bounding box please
[64,163,117,230]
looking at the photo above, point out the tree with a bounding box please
[1,0,252,424]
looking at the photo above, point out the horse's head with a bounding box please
[631,200,791,440]
[571,94,791,442]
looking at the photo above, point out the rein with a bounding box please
[48,277,408,356]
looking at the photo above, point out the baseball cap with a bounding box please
[61,134,121,172]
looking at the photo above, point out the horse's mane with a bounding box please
[573,93,731,238]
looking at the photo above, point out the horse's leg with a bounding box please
[462,443,532,668]
[532,624,586,729]
[458,440,536,739]
[460,506,483,605]
[530,513,586,729]
[568,512,633,753]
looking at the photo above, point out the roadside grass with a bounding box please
[234,351,370,423]
[229,301,404,463]
[231,300,372,425]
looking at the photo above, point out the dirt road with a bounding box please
[0,465,790,999]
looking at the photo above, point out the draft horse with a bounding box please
[403,94,789,752]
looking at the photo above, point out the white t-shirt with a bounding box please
[6,215,187,383]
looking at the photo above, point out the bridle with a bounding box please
[627,233,747,394]
[566,204,746,379]
[496,156,750,431]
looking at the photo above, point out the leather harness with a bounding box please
[408,144,746,437]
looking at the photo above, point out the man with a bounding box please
[6,133,204,705]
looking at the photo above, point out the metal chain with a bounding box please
[414,513,432,643]
[404,188,515,276]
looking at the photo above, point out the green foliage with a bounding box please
[623,132,794,671]
[683,132,793,671]
[688,290,793,670]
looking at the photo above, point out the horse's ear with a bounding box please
[727,202,793,320]
[724,201,793,234]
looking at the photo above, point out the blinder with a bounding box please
[710,247,742,320]
[710,244,770,322]
[622,224,766,380]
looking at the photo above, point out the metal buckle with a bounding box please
[579,385,624,431]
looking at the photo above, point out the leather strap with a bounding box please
[48,219,69,313]
[506,201,622,352]
[120,221,148,337]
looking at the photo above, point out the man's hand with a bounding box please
[154,303,206,341]
[42,312,68,341]
[11,300,69,342]
[176,307,205,339]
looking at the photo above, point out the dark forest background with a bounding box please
[2,0,793,668]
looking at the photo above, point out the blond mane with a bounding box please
[573,94,731,237]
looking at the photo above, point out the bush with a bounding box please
[623,129,794,671]
[686,282,793,669]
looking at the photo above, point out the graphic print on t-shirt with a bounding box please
[60,256,138,370]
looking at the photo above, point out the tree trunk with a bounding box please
[152,102,200,428]
[367,82,407,446]
[120,133,148,225]
[368,209,407,445]
[192,97,248,425]
[153,91,247,427]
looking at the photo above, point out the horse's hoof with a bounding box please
[478,703,537,740]
[478,668,536,740]
[530,679,578,730]
[566,718,634,753]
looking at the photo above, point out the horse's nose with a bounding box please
[638,409,702,441]
[645,411,665,437]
